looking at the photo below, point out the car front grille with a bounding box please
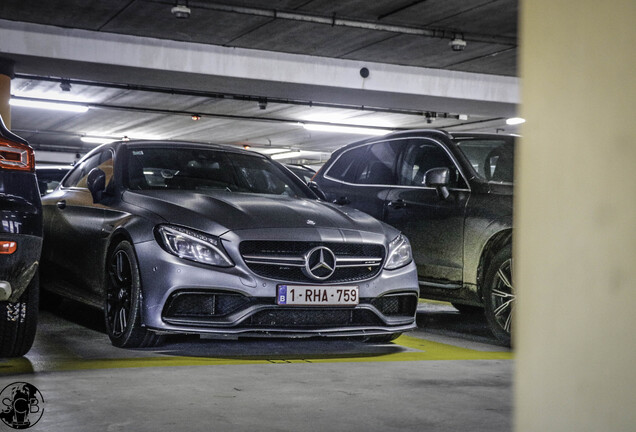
[371,294,418,317]
[239,240,385,283]
[162,291,417,326]
[163,291,268,319]
[246,308,384,328]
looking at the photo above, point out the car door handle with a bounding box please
[387,199,407,209]
[333,196,351,205]
[56,200,67,209]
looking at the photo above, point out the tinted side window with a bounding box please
[325,145,366,183]
[62,150,114,188]
[399,140,462,188]
[354,141,400,185]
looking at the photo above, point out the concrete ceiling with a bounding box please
[0,0,520,164]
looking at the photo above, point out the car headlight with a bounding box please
[156,225,233,267]
[384,233,412,270]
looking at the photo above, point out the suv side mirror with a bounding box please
[307,181,327,201]
[87,167,107,203]
[424,167,450,200]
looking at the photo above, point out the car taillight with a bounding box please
[0,241,17,254]
[0,138,35,172]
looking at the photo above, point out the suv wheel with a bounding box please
[104,241,164,348]
[0,273,39,357]
[484,245,514,346]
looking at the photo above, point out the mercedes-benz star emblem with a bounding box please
[303,246,337,280]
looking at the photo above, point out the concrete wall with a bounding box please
[515,1,636,431]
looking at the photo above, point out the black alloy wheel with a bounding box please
[484,244,514,346]
[105,240,163,348]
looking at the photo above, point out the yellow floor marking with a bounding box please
[0,336,512,375]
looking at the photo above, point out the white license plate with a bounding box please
[277,285,359,306]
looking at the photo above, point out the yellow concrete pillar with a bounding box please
[515,1,636,431]
[0,57,14,129]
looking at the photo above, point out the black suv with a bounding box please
[313,129,515,345]
[0,116,41,357]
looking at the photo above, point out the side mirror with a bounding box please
[424,167,450,200]
[307,181,327,201]
[87,167,107,203]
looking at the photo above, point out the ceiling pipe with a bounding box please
[9,95,414,131]
[13,74,457,118]
[192,2,517,46]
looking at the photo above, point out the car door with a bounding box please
[321,141,401,220]
[383,138,470,286]
[42,149,114,298]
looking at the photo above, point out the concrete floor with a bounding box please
[1,301,513,432]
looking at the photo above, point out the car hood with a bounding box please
[123,190,396,238]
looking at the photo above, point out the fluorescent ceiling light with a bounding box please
[254,148,291,155]
[302,113,393,128]
[271,151,301,160]
[10,98,89,113]
[303,124,391,136]
[80,137,115,144]
[506,117,526,125]
[271,150,331,161]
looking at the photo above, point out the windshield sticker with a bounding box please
[132,150,144,156]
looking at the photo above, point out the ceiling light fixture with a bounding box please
[171,1,191,18]
[271,151,301,160]
[506,117,526,125]
[449,34,467,51]
[303,123,391,136]
[9,98,89,113]
[255,148,291,155]
[80,136,115,145]
[60,79,72,92]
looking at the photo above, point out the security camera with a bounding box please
[258,99,268,110]
[449,37,467,52]
[171,4,191,19]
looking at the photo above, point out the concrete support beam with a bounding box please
[0,57,14,128]
[515,1,636,431]
[0,20,519,117]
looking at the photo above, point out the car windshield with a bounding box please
[454,137,516,183]
[125,146,309,198]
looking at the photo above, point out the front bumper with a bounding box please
[134,236,419,338]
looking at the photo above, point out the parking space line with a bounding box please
[0,336,512,375]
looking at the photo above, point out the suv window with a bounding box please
[325,145,366,183]
[399,139,462,188]
[455,138,515,183]
[63,150,114,188]
[355,141,400,185]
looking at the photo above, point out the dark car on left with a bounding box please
[0,116,41,358]
[40,139,418,349]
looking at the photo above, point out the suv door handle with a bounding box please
[333,196,351,205]
[56,200,67,209]
[387,199,407,209]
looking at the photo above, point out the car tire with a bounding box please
[483,244,514,346]
[0,272,39,357]
[104,240,164,349]
[451,303,483,314]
